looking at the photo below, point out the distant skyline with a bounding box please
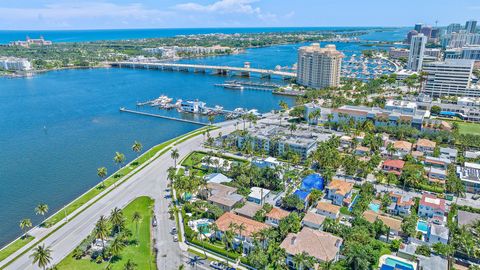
[0,0,479,30]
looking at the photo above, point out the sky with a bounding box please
[0,0,479,30]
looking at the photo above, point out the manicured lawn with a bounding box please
[57,196,155,270]
[457,122,480,135]
[0,236,34,262]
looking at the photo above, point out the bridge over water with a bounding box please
[109,61,297,79]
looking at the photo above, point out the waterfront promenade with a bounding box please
[0,121,236,270]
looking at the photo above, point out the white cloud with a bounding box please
[0,2,173,29]
[174,0,273,20]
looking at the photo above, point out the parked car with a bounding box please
[209,261,224,269]
[173,235,178,242]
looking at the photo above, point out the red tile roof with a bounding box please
[383,159,405,169]
[420,193,446,212]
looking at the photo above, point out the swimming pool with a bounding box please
[417,220,429,234]
[384,257,415,270]
[369,202,381,213]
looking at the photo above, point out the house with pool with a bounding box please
[418,193,446,220]
[214,212,270,254]
[326,179,354,206]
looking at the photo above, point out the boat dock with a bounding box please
[119,108,209,126]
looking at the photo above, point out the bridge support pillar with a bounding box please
[240,71,250,77]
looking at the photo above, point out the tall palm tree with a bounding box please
[35,203,49,217]
[20,218,32,238]
[97,167,108,187]
[288,123,297,135]
[123,259,137,270]
[114,152,126,169]
[132,211,142,238]
[110,207,125,234]
[171,149,180,167]
[94,215,110,253]
[131,141,143,157]
[279,100,289,111]
[30,244,52,270]
[292,251,312,270]
[208,115,215,125]
[236,223,246,239]
[106,237,126,267]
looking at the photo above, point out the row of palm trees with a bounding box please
[19,203,49,239]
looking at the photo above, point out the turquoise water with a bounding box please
[417,220,429,233]
[0,27,408,44]
[384,257,415,270]
[369,202,381,213]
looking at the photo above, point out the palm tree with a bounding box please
[123,259,137,270]
[131,141,143,157]
[208,115,215,125]
[110,207,125,234]
[237,223,246,239]
[288,123,297,135]
[20,218,32,239]
[97,167,108,187]
[114,152,126,169]
[292,251,314,270]
[171,149,180,167]
[30,244,52,270]
[106,237,126,267]
[321,260,335,270]
[279,100,289,111]
[35,203,49,217]
[386,142,395,157]
[132,211,142,238]
[94,215,110,253]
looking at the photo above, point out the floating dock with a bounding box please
[119,108,209,126]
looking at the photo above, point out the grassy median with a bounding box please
[0,236,34,262]
[56,196,155,270]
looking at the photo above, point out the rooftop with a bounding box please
[302,212,326,226]
[420,193,446,211]
[205,173,232,184]
[457,210,480,227]
[248,187,271,200]
[416,139,436,149]
[363,210,403,232]
[326,179,353,197]
[316,201,341,214]
[280,227,342,262]
[394,141,412,151]
[215,212,270,237]
[383,159,405,169]
[266,207,290,220]
[234,202,262,219]
[430,224,449,240]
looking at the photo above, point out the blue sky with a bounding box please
[0,0,479,30]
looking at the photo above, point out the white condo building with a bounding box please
[0,57,32,71]
[297,43,344,89]
[422,59,476,97]
[407,34,427,71]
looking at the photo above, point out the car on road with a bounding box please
[152,216,157,227]
[171,226,177,234]
[173,235,178,242]
[472,194,480,200]
[209,261,224,269]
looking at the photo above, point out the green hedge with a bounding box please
[188,238,240,261]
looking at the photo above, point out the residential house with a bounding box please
[418,193,446,219]
[415,139,436,155]
[428,224,449,244]
[326,179,354,206]
[316,201,341,220]
[387,192,414,216]
[252,156,280,169]
[265,207,290,227]
[363,210,403,236]
[393,140,412,157]
[457,210,480,227]
[355,146,370,156]
[281,227,343,267]
[302,211,326,230]
[417,255,448,270]
[234,202,262,219]
[425,167,447,185]
[382,160,405,176]
[457,162,480,193]
[214,212,270,254]
[439,147,458,161]
[204,173,232,184]
[247,187,271,205]
[424,156,451,170]
[204,183,244,211]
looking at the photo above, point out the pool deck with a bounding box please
[379,255,417,270]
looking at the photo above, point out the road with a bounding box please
[2,120,235,270]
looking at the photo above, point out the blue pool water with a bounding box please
[369,202,381,213]
[384,257,415,270]
[417,220,429,233]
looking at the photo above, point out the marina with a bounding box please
[119,108,209,126]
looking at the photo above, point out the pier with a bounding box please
[109,61,297,79]
[119,108,209,126]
